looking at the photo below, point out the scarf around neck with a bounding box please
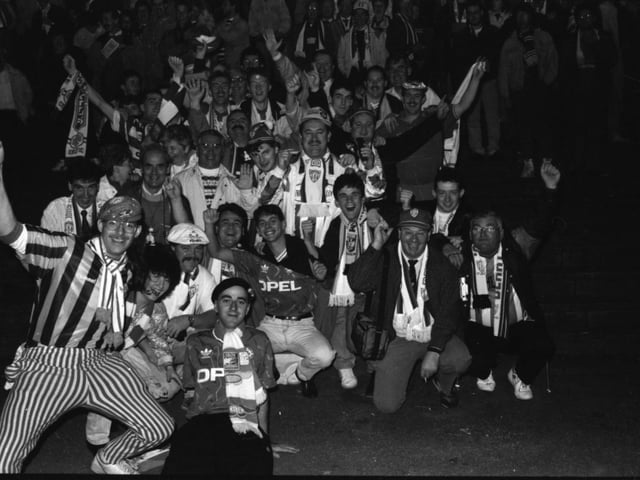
[218,327,263,438]
[329,208,370,306]
[393,242,433,343]
[469,245,524,338]
[88,237,128,335]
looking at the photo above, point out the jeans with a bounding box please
[259,317,335,381]
[330,295,365,370]
[373,335,471,413]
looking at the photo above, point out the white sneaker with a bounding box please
[508,368,533,400]
[91,456,140,475]
[476,371,496,392]
[281,362,300,385]
[338,368,358,389]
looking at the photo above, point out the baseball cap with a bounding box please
[402,81,428,91]
[98,196,142,222]
[166,223,209,245]
[247,122,276,150]
[212,277,256,302]
[353,0,370,11]
[300,107,331,128]
[349,108,376,122]
[397,208,433,230]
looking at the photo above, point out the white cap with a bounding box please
[167,223,209,245]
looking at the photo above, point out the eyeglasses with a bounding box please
[104,220,138,234]
[471,225,499,234]
[199,142,223,149]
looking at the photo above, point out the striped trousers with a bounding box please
[0,345,174,473]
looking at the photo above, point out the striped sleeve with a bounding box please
[19,225,72,279]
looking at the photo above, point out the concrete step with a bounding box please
[534,270,638,303]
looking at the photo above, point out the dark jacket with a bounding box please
[460,187,558,326]
[347,242,464,353]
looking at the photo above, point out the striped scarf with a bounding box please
[329,209,370,306]
[222,328,263,437]
[56,71,89,158]
[88,237,128,336]
[444,62,477,167]
[469,245,524,338]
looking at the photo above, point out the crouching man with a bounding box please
[347,208,471,412]
[162,278,275,475]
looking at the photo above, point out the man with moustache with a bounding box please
[162,223,217,341]
[223,110,254,177]
[0,141,174,474]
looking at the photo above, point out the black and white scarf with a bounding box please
[329,209,370,306]
[469,245,524,338]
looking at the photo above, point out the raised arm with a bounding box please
[0,142,19,240]
[63,54,116,121]
[202,208,235,263]
[451,59,487,118]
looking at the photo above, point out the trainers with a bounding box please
[476,372,496,392]
[508,368,533,400]
[338,368,358,389]
[91,456,140,475]
[279,362,300,386]
[520,158,535,178]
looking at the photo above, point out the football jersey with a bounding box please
[232,250,318,318]
[182,325,276,419]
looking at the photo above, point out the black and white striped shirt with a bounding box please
[9,224,132,348]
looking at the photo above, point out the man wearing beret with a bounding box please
[347,208,471,412]
[0,143,173,474]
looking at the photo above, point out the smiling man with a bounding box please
[347,207,471,412]
[461,161,560,400]
[0,141,174,474]
[41,161,103,241]
[162,277,275,475]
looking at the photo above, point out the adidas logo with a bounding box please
[260,263,269,274]
[199,348,213,358]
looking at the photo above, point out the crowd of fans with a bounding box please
[0,0,630,475]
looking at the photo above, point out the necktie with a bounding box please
[178,271,192,311]
[80,210,91,239]
[408,260,418,293]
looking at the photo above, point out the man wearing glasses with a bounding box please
[461,161,560,400]
[174,129,235,230]
[0,141,173,474]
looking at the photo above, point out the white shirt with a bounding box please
[162,267,215,319]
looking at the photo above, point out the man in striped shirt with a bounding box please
[0,142,174,474]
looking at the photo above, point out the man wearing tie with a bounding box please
[41,162,103,241]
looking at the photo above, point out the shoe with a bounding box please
[338,368,358,389]
[279,363,300,386]
[520,158,535,178]
[91,456,139,474]
[86,441,108,456]
[476,372,496,392]
[508,368,533,400]
[432,378,459,408]
[296,371,318,398]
